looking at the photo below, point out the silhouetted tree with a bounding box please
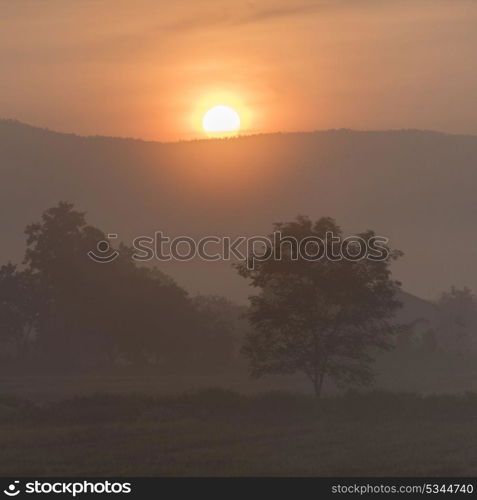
[111,265,198,370]
[191,295,248,371]
[22,202,119,367]
[0,264,37,360]
[236,216,403,398]
[15,201,237,372]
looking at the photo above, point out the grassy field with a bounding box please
[1,388,477,476]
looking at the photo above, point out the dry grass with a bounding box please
[1,388,477,476]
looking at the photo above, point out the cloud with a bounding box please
[153,0,324,33]
[57,0,325,62]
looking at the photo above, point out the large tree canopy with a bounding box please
[236,216,403,397]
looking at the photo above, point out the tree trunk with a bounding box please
[313,380,321,399]
[313,370,325,399]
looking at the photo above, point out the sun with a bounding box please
[202,105,241,135]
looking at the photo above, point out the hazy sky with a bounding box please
[1,0,476,141]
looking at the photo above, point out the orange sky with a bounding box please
[1,0,476,141]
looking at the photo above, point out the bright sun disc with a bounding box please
[202,105,241,134]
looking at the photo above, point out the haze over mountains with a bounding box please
[1,119,476,302]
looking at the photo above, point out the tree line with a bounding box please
[0,202,245,373]
[1,203,476,397]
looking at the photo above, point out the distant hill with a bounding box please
[1,119,476,301]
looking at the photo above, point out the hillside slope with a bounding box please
[1,119,476,300]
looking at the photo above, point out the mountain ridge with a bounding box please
[1,117,473,145]
[1,117,476,302]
